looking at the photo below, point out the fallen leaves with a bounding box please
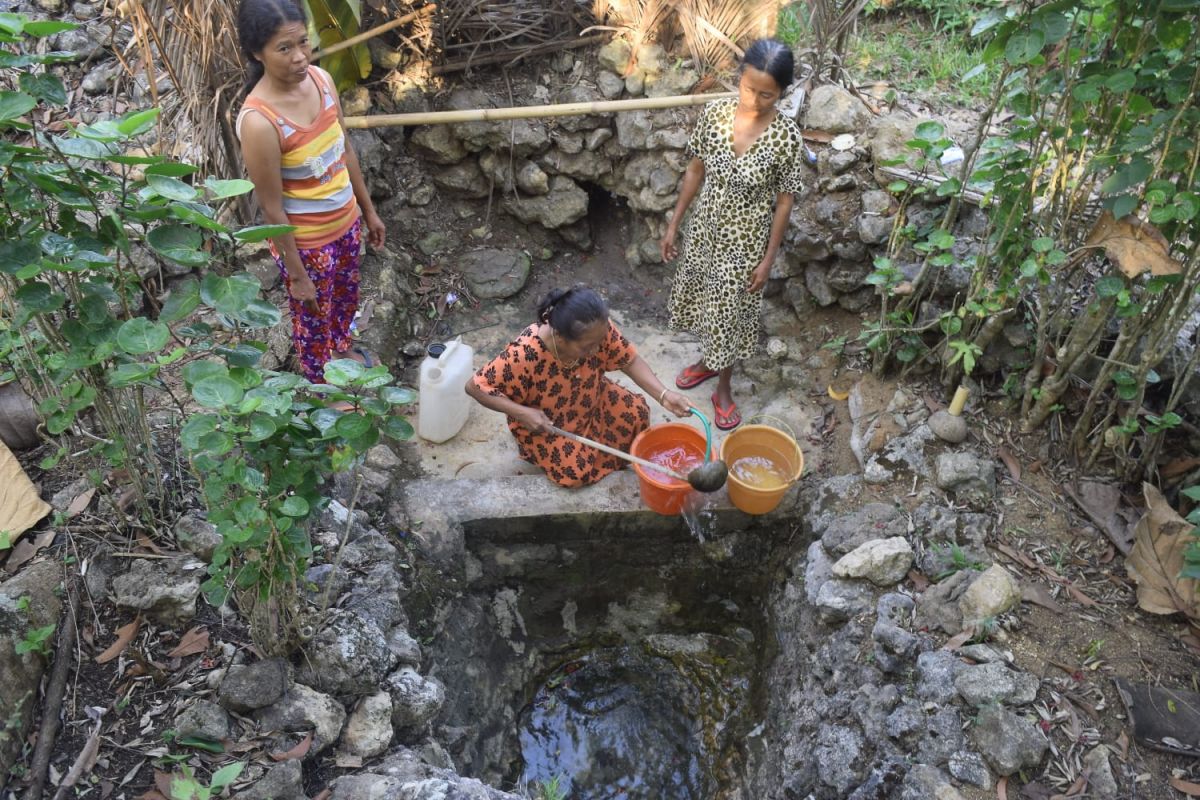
[1170,776,1200,796]
[5,530,55,573]
[270,731,313,762]
[166,626,209,658]
[0,439,52,560]
[1083,211,1182,278]
[1065,480,1136,555]
[96,618,141,664]
[996,543,1100,609]
[998,445,1022,482]
[1125,483,1199,622]
[1021,582,1066,614]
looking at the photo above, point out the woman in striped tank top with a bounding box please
[235,0,386,383]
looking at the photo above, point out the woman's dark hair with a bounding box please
[237,0,307,95]
[741,38,794,92]
[536,286,608,340]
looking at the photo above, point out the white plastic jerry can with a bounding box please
[417,338,475,443]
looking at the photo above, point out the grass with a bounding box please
[774,3,1002,109]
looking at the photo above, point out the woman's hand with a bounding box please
[659,226,679,262]
[660,389,693,418]
[746,257,773,294]
[290,273,320,315]
[364,210,386,249]
[514,405,553,433]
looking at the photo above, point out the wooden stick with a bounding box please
[546,424,689,482]
[23,574,79,800]
[431,33,607,75]
[312,5,436,60]
[344,91,735,129]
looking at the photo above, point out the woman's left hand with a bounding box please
[660,389,693,418]
[746,258,772,294]
[364,210,386,249]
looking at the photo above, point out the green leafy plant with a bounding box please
[1183,485,1200,581]
[16,624,56,657]
[530,775,568,800]
[934,542,986,580]
[184,358,414,653]
[169,762,245,800]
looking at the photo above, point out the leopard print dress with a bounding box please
[668,98,806,370]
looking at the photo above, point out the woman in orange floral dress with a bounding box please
[467,286,693,487]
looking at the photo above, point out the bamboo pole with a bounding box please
[313,5,436,60]
[344,91,736,129]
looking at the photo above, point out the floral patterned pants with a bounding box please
[270,219,362,383]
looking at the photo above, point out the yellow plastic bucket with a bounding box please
[722,423,804,515]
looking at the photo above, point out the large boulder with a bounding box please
[386,667,446,735]
[459,249,532,300]
[409,125,468,165]
[254,684,347,756]
[219,657,290,713]
[867,112,923,170]
[296,611,401,695]
[110,557,201,626]
[958,565,1020,628]
[502,176,588,229]
[804,85,871,134]
[339,690,394,759]
[832,537,914,586]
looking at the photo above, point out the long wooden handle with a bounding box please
[343,91,737,129]
[546,424,688,482]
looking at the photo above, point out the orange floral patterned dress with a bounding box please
[472,321,651,487]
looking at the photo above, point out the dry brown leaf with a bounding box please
[312,790,333,800]
[66,487,97,518]
[995,542,1039,571]
[1162,456,1200,479]
[907,569,930,592]
[942,629,972,651]
[1083,211,1182,277]
[4,529,55,573]
[167,626,209,658]
[136,792,168,800]
[270,731,313,761]
[1183,630,1200,654]
[998,446,1021,482]
[1116,730,1130,760]
[1021,582,1066,613]
[1063,582,1099,608]
[997,775,1008,800]
[1064,773,1087,795]
[0,439,51,554]
[96,618,141,664]
[1125,483,1199,621]
[1170,777,1200,796]
[153,770,174,797]
[1099,544,1116,564]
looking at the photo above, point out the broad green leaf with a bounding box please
[333,413,371,439]
[168,202,230,233]
[144,162,199,178]
[16,281,63,312]
[0,91,36,123]
[1181,486,1200,502]
[160,279,201,324]
[383,415,414,441]
[971,8,1008,37]
[117,318,170,354]
[215,342,267,368]
[22,20,75,36]
[146,174,198,202]
[914,121,945,142]
[380,386,416,405]
[231,298,282,328]
[246,415,278,441]
[936,177,961,197]
[234,224,296,243]
[115,108,160,137]
[1032,237,1054,253]
[279,495,309,517]
[210,762,245,790]
[0,12,24,34]
[192,375,245,409]
[1032,11,1070,43]
[0,240,39,275]
[108,362,158,388]
[204,178,255,199]
[147,224,209,268]
[1004,29,1045,64]
[18,73,66,106]
[177,736,224,754]
[201,272,260,315]
[1095,275,1125,298]
[323,358,364,386]
[307,0,370,92]
[1110,194,1138,219]
[183,360,226,386]
[1104,70,1136,94]
[1100,158,1152,195]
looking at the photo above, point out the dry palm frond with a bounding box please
[801,0,872,81]
[676,0,783,73]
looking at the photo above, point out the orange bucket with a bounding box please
[630,422,714,515]
[722,423,804,515]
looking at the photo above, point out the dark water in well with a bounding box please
[518,638,752,799]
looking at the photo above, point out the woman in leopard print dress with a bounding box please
[660,39,805,430]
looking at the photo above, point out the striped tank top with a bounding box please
[236,66,359,249]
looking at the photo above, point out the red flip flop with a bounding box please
[711,392,741,430]
[676,364,719,389]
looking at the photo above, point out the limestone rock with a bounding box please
[53,23,108,61]
[459,248,532,300]
[387,667,446,733]
[867,113,923,170]
[971,706,1048,776]
[233,760,306,800]
[597,39,633,73]
[914,570,973,635]
[804,85,871,134]
[0,561,64,780]
[597,70,624,99]
[173,514,222,562]
[955,662,1039,707]
[935,451,996,504]
[81,61,118,94]
[175,699,231,743]
[502,176,588,229]
[958,565,1020,627]
[947,750,992,789]
[585,128,613,151]
[551,130,584,154]
[110,558,200,626]
[805,261,838,307]
[296,611,401,695]
[815,578,875,623]
[1082,744,1119,799]
[858,214,893,245]
[516,161,550,195]
[820,502,907,556]
[366,445,402,471]
[804,540,835,605]
[339,690,393,759]
[928,410,968,443]
[828,150,858,175]
[255,684,347,756]
[410,125,470,165]
[827,260,871,293]
[916,650,962,705]
[555,86,608,133]
[862,190,893,216]
[815,724,866,795]
[645,67,699,98]
[539,147,611,181]
[219,658,290,713]
[340,86,371,117]
[899,765,964,800]
[789,232,833,263]
[838,287,876,313]
[832,537,914,586]
[431,159,490,198]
